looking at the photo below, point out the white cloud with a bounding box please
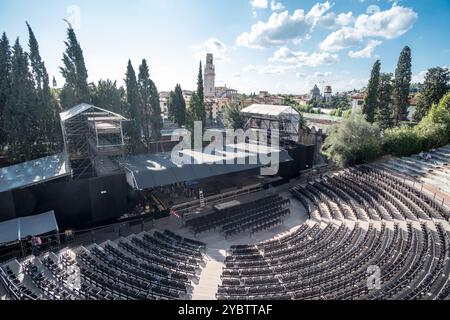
[244,64,298,75]
[237,10,310,48]
[270,1,285,11]
[318,12,355,29]
[320,5,418,52]
[193,38,228,61]
[313,71,332,77]
[320,27,365,52]
[251,0,268,9]
[354,5,418,39]
[269,47,339,67]
[237,2,334,49]
[348,40,382,58]
[306,1,333,27]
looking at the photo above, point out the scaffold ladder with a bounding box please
[199,189,206,207]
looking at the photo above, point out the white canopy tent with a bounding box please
[0,211,59,245]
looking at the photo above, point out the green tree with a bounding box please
[383,126,422,157]
[4,38,37,162]
[60,24,90,110]
[362,60,381,123]
[186,63,206,145]
[298,113,312,144]
[138,59,153,148]
[26,22,61,154]
[197,61,204,105]
[223,101,244,130]
[322,111,382,167]
[124,60,142,154]
[193,62,206,127]
[168,90,175,120]
[0,32,12,150]
[437,92,450,113]
[137,59,162,149]
[149,78,162,142]
[376,73,394,130]
[168,84,186,126]
[414,67,450,121]
[420,100,450,140]
[393,46,412,124]
[415,118,448,150]
[342,109,352,119]
[90,79,126,115]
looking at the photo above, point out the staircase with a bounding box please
[199,189,206,208]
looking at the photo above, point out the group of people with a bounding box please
[27,235,42,256]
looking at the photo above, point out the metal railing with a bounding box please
[0,215,155,264]
[173,183,265,217]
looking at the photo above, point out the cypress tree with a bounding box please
[60,24,90,109]
[186,91,201,148]
[376,73,394,131]
[362,60,381,123]
[173,84,186,126]
[124,60,142,154]
[137,59,162,149]
[197,61,204,104]
[393,46,412,124]
[149,79,162,142]
[0,32,12,150]
[168,90,176,122]
[138,59,153,149]
[26,22,61,154]
[4,38,37,162]
[192,61,206,128]
[27,22,46,89]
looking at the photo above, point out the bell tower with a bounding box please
[204,53,215,97]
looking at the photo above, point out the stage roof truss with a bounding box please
[241,104,300,143]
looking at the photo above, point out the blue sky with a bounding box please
[0,0,449,94]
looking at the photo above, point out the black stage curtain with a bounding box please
[0,191,16,222]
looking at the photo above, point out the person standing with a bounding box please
[31,236,38,256]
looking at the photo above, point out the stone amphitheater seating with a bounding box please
[217,165,450,300]
[2,161,450,300]
[379,144,450,195]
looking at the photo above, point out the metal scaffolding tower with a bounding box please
[60,103,128,180]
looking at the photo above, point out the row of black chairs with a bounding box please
[0,229,206,300]
[218,218,449,300]
[185,195,291,237]
[291,166,448,222]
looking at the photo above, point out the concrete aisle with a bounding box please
[192,248,227,300]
